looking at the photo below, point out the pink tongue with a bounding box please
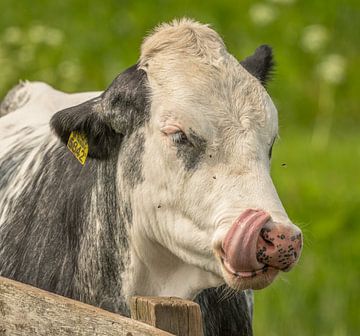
[222,209,270,272]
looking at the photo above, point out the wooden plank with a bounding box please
[131,296,203,336]
[0,276,173,336]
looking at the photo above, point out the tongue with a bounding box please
[222,209,270,272]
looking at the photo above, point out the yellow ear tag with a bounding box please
[67,131,89,165]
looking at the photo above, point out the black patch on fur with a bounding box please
[51,64,150,160]
[122,202,133,225]
[0,148,31,192]
[195,286,253,336]
[0,128,37,193]
[104,64,150,135]
[0,141,129,314]
[0,63,151,315]
[121,132,145,187]
[176,129,207,171]
[1,64,151,315]
[240,45,274,86]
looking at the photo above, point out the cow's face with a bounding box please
[51,19,302,293]
[133,20,302,291]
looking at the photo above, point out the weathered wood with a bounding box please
[0,276,173,336]
[131,296,203,336]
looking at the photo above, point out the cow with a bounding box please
[0,19,302,336]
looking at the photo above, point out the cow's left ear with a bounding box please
[240,45,274,86]
[50,97,122,159]
[51,64,150,159]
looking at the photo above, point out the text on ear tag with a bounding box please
[67,131,89,165]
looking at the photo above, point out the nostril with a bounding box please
[256,222,303,270]
[220,210,303,275]
[256,230,276,265]
[260,227,275,246]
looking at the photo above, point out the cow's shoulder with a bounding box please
[0,81,32,117]
[1,81,101,119]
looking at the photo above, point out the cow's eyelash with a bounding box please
[171,131,188,145]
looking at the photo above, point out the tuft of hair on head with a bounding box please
[240,45,275,86]
[139,17,226,67]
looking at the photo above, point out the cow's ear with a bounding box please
[50,97,121,159]
[101,64,150,134]
[51,64,150,159]
[240,45,274,86]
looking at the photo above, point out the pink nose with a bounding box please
[257,220,302,271]
[222,209,302,273]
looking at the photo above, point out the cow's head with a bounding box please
[51,19,302,295]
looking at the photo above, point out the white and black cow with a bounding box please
[0,19,302,336]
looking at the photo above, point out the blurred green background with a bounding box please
[0,0,359,335]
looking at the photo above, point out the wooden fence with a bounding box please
[0,276,203,336]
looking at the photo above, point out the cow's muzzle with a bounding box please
[217,209,302,289]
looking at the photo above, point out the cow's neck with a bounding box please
[74,154,132,315]
[0,137,131,315]
[124,231,222,301]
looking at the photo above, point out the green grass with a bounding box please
[254,129,360,336]
[0,1,359,335]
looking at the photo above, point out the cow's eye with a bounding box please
[171,131,188,145]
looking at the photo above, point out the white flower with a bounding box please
[301,24,329,53]
[317,54,347,85]
[18,44,35,64]
[58,61,81,81]
[28,25,64,46]
[249,3,277,26]
[44,28,64,46]
[3,26,23,44]
[28,25,47,44]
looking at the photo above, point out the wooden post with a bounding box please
[0,276,173,336]
[131,296,203,336]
